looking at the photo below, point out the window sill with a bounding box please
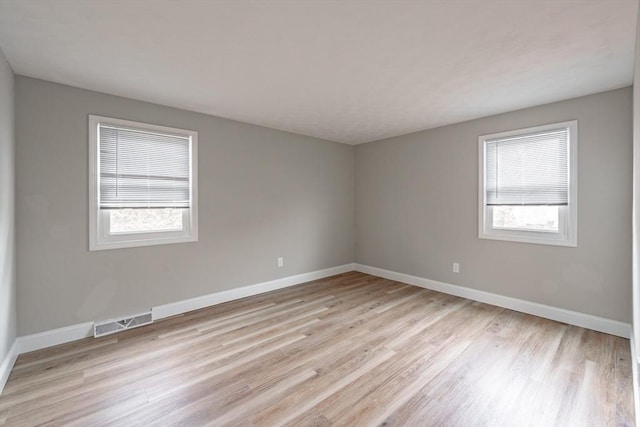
[479,231,576,247]
[89,234,198,251]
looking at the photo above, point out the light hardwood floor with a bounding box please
[0,272,634,426]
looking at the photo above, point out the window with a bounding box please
[478,121,577,247]
[89,115,198,250]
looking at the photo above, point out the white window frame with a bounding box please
[89,115,198,251]
[478,120,578,247]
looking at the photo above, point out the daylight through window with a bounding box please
[478,121,577,247]
[89,115,198,250]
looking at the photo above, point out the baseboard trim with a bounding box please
[12,264,356,358]
[0,263,355,395]
[0,340,18,395]
[16,322,95,355]
[6,261,629,394]
[152,263,356,320]
[355,263,631,338]
[630,332,640,426]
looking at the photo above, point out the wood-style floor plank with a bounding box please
[0,272,634,426]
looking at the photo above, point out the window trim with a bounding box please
[89,115,198,251]
[478,120,578,247]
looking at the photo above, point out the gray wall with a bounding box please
[0,49,16,361]
[356,87,633,322]
[13,76,632,334]
[16,77,355,335]
[632,4,640,361]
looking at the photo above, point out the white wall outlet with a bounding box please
[278,257,284,267]
[453,262,460,273]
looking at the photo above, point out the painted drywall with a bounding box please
[0,48,16,364]
[632,0,640,366]
[15,77,355,335]
[356,87,632,322]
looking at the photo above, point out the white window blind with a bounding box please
[98,124,191,209]
[485,128,569,206]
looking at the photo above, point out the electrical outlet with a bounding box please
[453,262,460,273]
[278,257,284,268]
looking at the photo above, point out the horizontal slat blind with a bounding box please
[486,128,569,206]
[99,124,191,209]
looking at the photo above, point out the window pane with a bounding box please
[492,206,559,232]
[109,208,183,234]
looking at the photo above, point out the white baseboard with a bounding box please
[16,321,94,355]
[153,263,355,320]
[0,264,354,396]
[0,340,18,395]
[355,264,631,338]
[10,263,356,359]
[630,332,640,427]
[3,261,629,397]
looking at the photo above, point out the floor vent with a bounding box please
[94,312,153,337]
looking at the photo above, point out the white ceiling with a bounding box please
[0,0,637,144]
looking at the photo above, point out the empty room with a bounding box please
[1,0,640,425]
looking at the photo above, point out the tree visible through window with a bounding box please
[109,208,183,234]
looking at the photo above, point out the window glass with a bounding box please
[89,115,198,251]
[479,120,577,247]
